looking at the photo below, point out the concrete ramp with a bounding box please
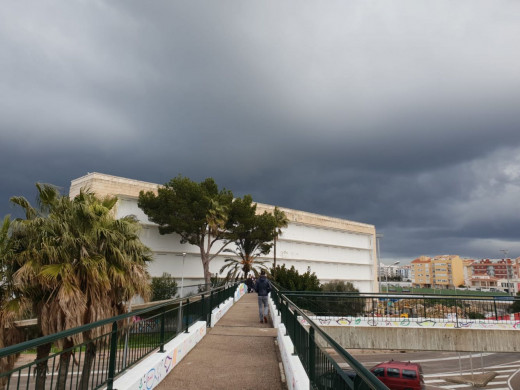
[155,293,285,390]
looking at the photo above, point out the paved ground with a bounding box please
[156,293,286,390]
[348,350,520,389]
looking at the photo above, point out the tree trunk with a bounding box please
[55,339,74,390]
[200,246,212,287]
[273,237,277,276]
[243,264,251,279]
[203,259,211,286]
[0,326,23,389]
[35,342,52,390]
[78,341,96,390]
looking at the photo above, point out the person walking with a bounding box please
[255,270,271,323]
[246,275,254,293]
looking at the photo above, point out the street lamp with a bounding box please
[385,261,400,293]
[376,234,383,293]
[176,252,187,331]
[180,252,186,298]
[500,249,511,295]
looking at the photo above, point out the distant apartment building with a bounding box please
[433,255,464,288]
[469,258,520,293]
[399,264,411,281]
[379,264,401,279]
[411,255,464,289]
[462,259,474,286]
[471,258,519,279]
[411,256,433,288]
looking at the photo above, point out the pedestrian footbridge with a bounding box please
[1,284,519,390]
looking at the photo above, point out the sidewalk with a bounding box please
[156,292,286,390]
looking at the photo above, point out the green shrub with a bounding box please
[270,265,321,291]
[151,273,178,301]
[320,280,363,316]
[321,280,359,293]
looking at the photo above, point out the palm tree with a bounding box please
[11,184,152,390]
[272,207,289,275]
[0,215,23,387]
[221,196,277,280]
[220,247,272,281]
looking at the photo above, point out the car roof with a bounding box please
[373,361,420,369]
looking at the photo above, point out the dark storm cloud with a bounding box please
[1,1,520,262]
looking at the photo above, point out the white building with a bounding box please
[379,264,401,279]
[69,173,379,292]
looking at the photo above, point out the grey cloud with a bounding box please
[1,0,520,263]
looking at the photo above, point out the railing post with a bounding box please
[107,321,118,390]
[185,298,190,333]
[494,299,498,321]
[309,327,316,385]
[201,294,205,320]
[292,306,298,356]
[284,299,289,336]
[159,311,166,352]
[455,299,459,328]
[209,291,214,327]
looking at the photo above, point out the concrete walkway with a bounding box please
[156,293,286,390]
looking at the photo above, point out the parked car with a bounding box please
[370,360,425,390]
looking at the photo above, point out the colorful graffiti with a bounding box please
[145,368,159,390]
[298,315,520,330]
[128,322,207,390]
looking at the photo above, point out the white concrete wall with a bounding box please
[117,196,376,292]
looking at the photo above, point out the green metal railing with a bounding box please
[0,282,239,390]
[270,285,388,390]
[279,291,518,326]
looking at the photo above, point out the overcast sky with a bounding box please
[1,1,520,264]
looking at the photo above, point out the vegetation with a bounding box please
[8,184,152,389]
[0,177,291,387]
[138,176,234,285]
[0,215,23,384]
[321,280,359,293]
[151,273,178,301]
[139,176,289,285]
[509,291,520,313]
[270,264,321,291]
[319,281,364,316]
[220,195,279,279]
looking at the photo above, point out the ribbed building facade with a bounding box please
[70,173,379,292]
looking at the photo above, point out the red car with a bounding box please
[370,360,425,390]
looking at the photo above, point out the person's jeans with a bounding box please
[258,295,269,321]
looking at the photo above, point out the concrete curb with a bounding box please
[445,371,497,387]
[269,296,310,390]
[110,321,207,390]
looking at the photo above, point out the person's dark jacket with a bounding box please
[255,276,271,296]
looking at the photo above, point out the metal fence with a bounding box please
[280,291,518,327]
[270,285,388,390]
[0,282,239,390]
[270,287,519,389]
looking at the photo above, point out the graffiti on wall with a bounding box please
[299,316,520,330]
[132,323,206,390]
